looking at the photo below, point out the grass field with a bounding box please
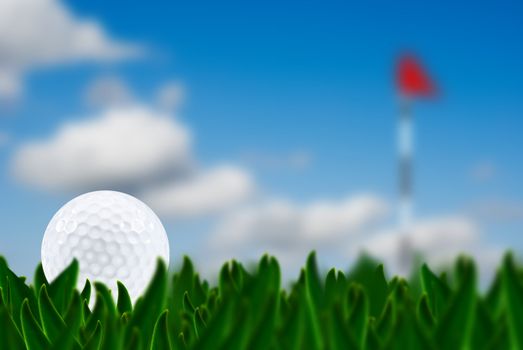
[0,252,522,349]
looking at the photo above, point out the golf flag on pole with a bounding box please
[396,55,436,97]
[394,53,436,273]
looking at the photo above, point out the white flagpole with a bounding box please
[398,97,413,272]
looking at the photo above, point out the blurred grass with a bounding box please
[0,251,522,349]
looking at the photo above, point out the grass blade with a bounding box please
[21,299,50,350]
[151,310,172,350]
[117,281,132,314]
[48,259,79,316]
[434,257,477,349]
[38,284,67,343]
[82,320,102,350]
[420,264,451,320]
[0,305,25,349]
[127,259,168,348]
[501,254,523,349]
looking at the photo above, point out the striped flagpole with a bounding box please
[395,53,435,273]
[398,97,413,272]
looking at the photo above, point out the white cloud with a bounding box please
[203,194,388,279]
[211,194,387,247]
[11,106,192,191]
[361,217,478,266]
[200,203,503,286]
[143,166,255,218]
[359,216,503,286]
[156,82,185,112]
[303,196,388,239]
[84,76,133,108]
[0,0,140,100]
[10,102,254,219]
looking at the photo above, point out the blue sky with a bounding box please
[1,0,522,282]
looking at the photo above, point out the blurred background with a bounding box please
[1,0,522,286]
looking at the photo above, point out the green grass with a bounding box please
[0,252,522,349]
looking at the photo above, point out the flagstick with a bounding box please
[398,97,413,273]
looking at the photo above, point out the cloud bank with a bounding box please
[143,166,255,218]
[10,103,254,219]
[201,206,502,286]
[360,216,503,286]
[201,195,389,279]
[0,0,140,100]
[12,106,191,191]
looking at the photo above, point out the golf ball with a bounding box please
[41,190,169,303]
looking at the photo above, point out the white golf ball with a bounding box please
[41,190,169,303]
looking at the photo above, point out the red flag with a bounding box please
[396,55,435,97]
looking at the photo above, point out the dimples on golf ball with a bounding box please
[41,190,169,302]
